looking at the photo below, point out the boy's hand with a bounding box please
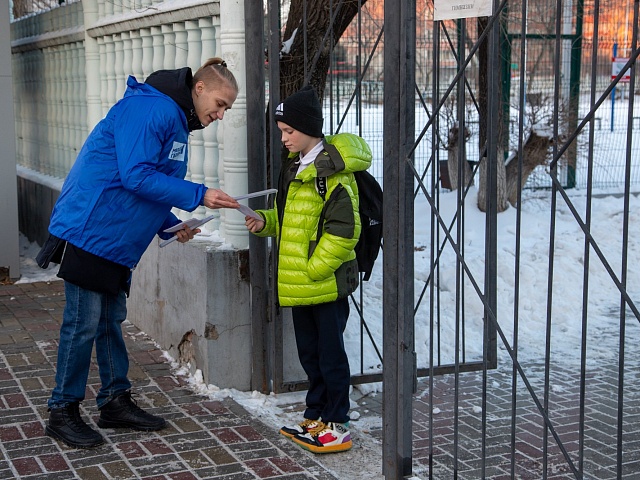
[245,216,265,233]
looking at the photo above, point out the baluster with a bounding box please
[140,28,153,79]
[15,54,25,168]
[121,31,132,88]
[151,26,164,73]
[24,50,32,168]
[35,50,43,172]
[161,24,176,70]
[70,42,81,174]
[173,23,187,69]
[61,44,71,176]
[39,49,48,174]
[78,41,89,146]
[48,46,57,176]
[130,30,143,82]
[219,3,248,246]
[97,37,107,115]
[172,22,189,221]
[13,54,23,167]
[113,33,125,99]
[105,37,116,106]
[25,49,32,168]
[186,20,205,218]
[50,48,65,178]
[199,17,221,231]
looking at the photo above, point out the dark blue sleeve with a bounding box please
[157,212,181,240]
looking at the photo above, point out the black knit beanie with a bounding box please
[274,85,324,137]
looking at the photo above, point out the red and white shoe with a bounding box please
[292,421,352,453]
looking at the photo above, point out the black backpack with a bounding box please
[316,170,383,281]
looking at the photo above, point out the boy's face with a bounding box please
[277,121,320,156]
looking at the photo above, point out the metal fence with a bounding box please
[249,0,640,478]
[327,0,640,192]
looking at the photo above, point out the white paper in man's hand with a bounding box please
[233,189,275,220]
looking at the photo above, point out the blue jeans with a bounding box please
[48,281,131,409]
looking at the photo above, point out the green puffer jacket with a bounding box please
[255,133,372,306]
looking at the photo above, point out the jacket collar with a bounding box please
[144,67,204,132]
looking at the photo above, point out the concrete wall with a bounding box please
[17,171,62,246]
[1,0,20,280]
[128,239,253,390]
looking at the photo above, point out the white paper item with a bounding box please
[237,204,263,220]
[163,215,216,233]
[233,188,277,201]
[433,0,492,20]
[160,215,216,248]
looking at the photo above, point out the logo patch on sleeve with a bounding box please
[169,142,187,161]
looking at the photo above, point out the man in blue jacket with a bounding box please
[37,58,240,448]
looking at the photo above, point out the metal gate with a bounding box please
[246,0,640,478]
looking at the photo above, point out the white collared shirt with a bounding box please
[296,140,324,175]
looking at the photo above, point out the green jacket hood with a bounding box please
[296,132,372,183]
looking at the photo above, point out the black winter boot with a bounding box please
[45,402,105,448]
[97,391,166,431]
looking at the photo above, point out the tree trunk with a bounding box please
[505,131,552,206]
[279,0,368,101]
[477,147,508,213]
[446,124,473,190]
[476,16,508,213]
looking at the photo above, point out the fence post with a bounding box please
[383,0,416,477]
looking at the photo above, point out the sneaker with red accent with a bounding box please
[292,421,352,453]
[279,418,322,439]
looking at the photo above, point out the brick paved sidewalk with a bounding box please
[0,281,353,480]
[3,280,639,480]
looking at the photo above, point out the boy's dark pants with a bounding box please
[292,297,351,424]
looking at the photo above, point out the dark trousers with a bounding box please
[292,297,351,424]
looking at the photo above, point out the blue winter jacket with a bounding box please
[48,75,206,268]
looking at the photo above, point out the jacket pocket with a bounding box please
[334,258,359,299]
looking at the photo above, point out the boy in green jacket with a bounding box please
[245,85,372,453]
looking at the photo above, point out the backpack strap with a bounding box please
[316,176,327,200]
[315,176,328,246]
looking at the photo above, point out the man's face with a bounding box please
[193,81,237,127]
[277,121,318,156]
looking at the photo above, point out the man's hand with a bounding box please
[175,225,201,243]
[203,189,240,209]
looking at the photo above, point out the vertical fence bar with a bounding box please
[543,1,564,476]
[245,0,269,393]
[479,1,503,475]
[579,1,601,476]
[383,0,415,476]
[617,4,638,476]
[510,0,529,477]
[266,0,283,393]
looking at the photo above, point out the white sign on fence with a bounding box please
[611,57,631,83]
[434,0,493,20]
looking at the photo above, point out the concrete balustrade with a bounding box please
[11,0,254,390]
